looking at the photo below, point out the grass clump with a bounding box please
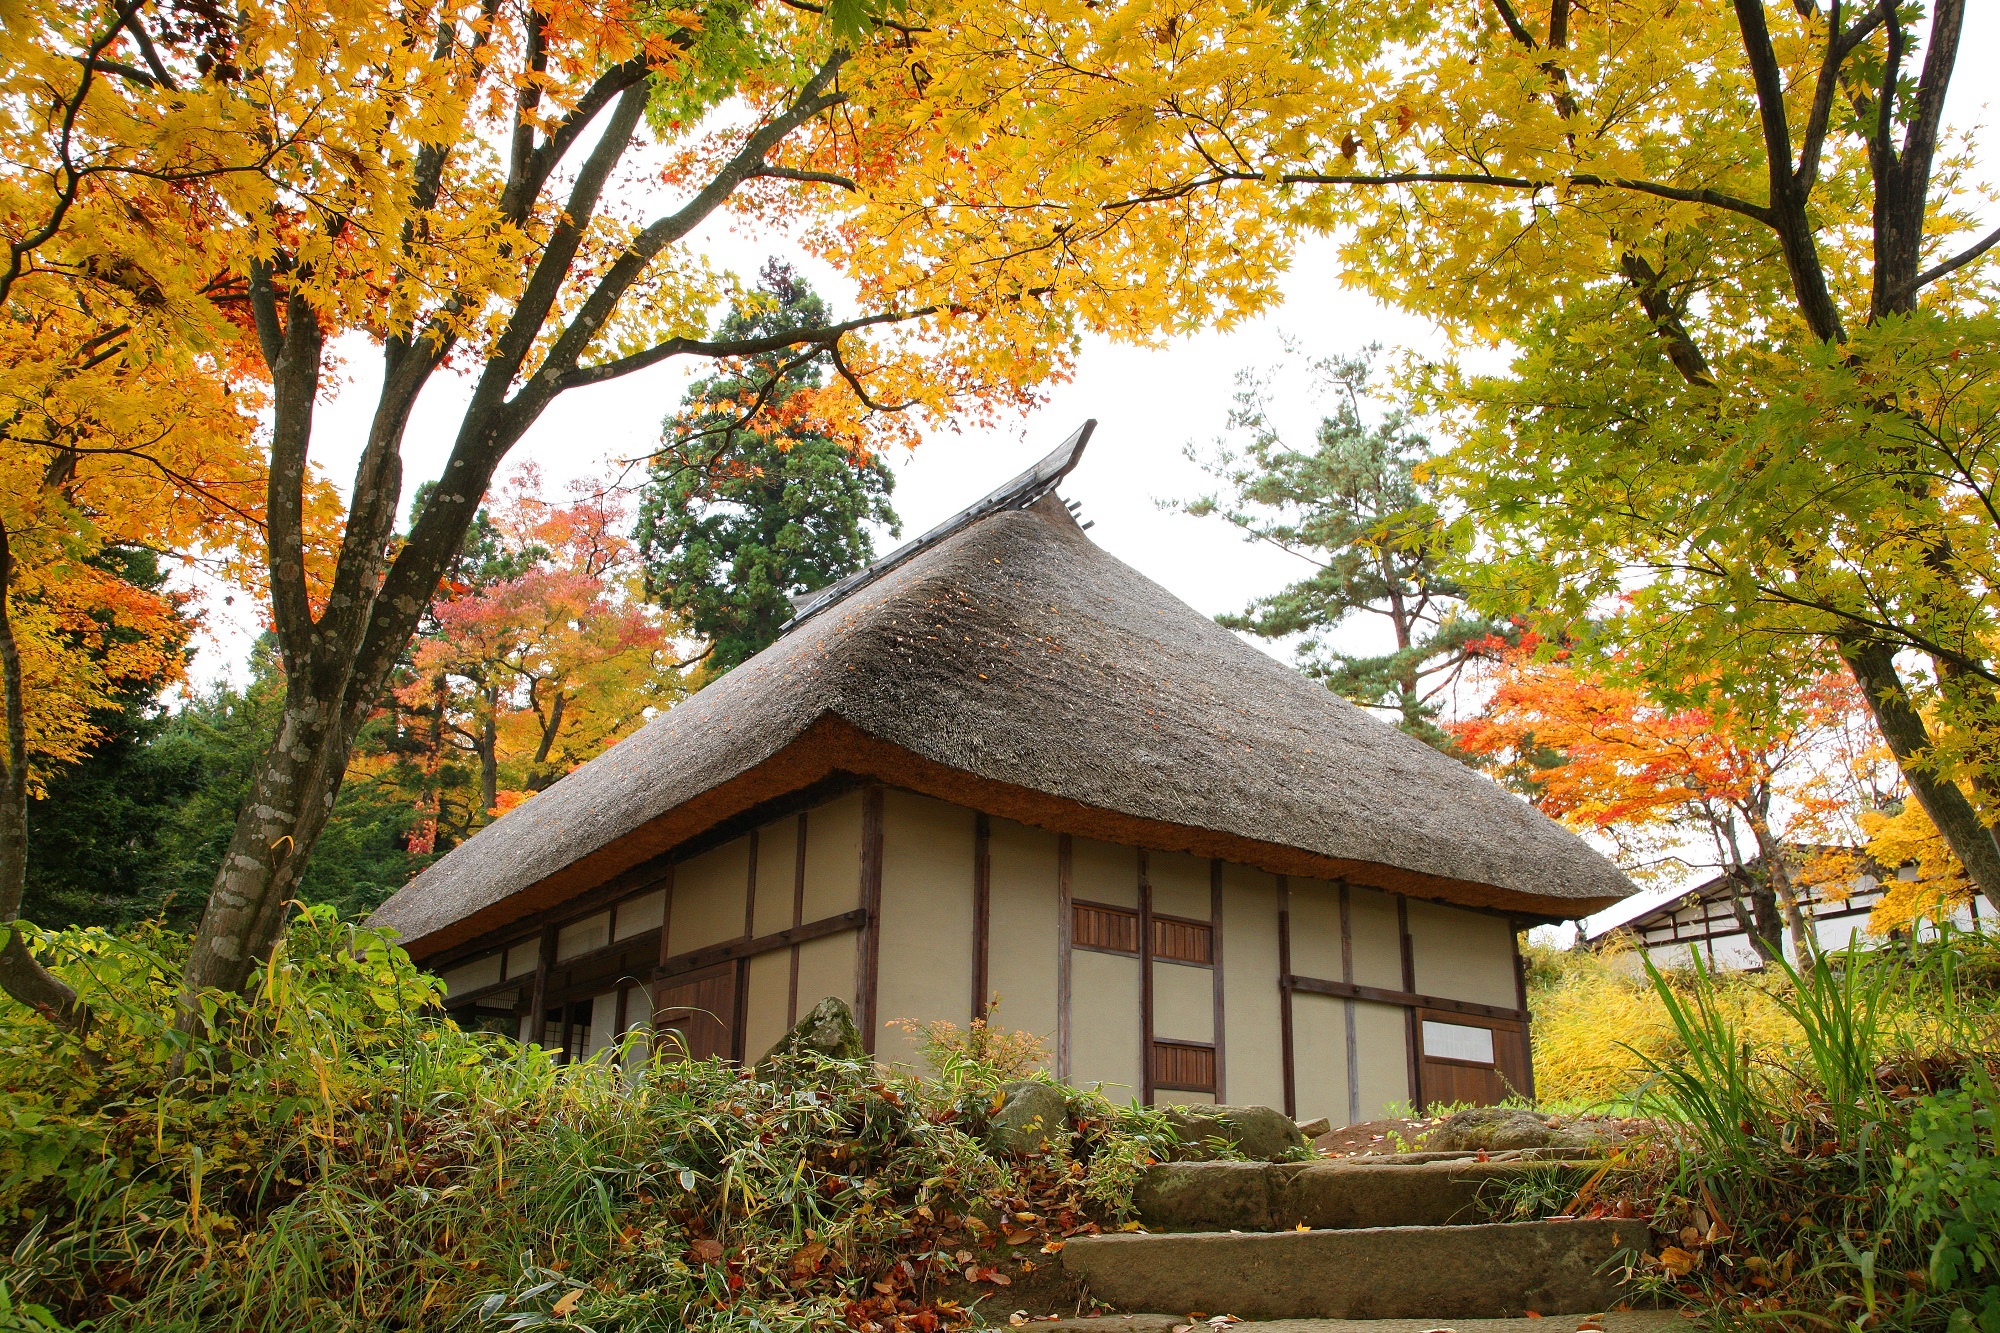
[1552,932,2000,1333]
[0,911,1169,1332]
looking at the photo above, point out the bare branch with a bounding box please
[1909,222,2000,294]
[559,306,928,391]
[753,164,859,190]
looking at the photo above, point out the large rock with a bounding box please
[1161,1104,1307,1162]
[986,1079,1070,1154]
[757,996,866,1070]
[1423,1107,1604,1154]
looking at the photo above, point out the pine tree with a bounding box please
[636,263,900,675]
[1179,347,1508,748]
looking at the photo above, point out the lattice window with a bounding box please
[1152,915,1212,965]
[1073,901,1140,953]
[1151,1039,1216,1092]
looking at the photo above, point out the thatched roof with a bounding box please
[373,455,1633,957]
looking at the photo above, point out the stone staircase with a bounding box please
[1057,1154,1638,1321]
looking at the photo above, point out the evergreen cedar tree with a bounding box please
[635,264,901,677]
[5,0,1998,1029]
[1176,346,1510,750]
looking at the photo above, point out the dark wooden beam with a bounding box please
[1277,875,1295,1120]
[788,811,808,1027]
[973,813,991,1021]
[732,828,759,1064]
[1209,858,1226,1104]
[857,786,884,1054]
[1282,973,1527,1023]
[527,923,557,1048]
[1510,921,1537,1101]
[1138,849,1155,1105]
[1056,833,1073,1081]
[1338,880,1359,1125]
[1398,894,1421,1111]
[655,908,868,983]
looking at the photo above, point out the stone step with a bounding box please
[1135,1158,1599,1233]
[1036,1311,1676,1333]
[1059,1219,1633,1321]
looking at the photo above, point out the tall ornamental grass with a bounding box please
[1601,934,2000,1333]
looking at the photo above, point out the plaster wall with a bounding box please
[987,817,1060,1053]
[874,790,977,1069]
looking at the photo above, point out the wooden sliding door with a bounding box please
[654,964,739,1062]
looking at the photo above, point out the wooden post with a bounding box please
[1138,849,1155,1104]
[1277,875,1295,1120]
[1209,858,1226,1104]
[1511,921,1537,1102]
[1398,894,1422,1113]
[1056,833,1073,1081]
[526,922,557,1051]
[973,813,991,1021]
[856,786,884,1054]
[732,828,759,1063]
[1338,880,1360,1125]
[788,811,808,1026]
[649,861,676,1060]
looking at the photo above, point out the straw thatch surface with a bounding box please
[373,496,1631,952]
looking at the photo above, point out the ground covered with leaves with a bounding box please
[0,911,1174,1332]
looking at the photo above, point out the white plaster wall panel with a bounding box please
[874,790,977,1070]
[556,911,610,961]
[792,934,854,1014]
[1070,949,1142,1097]
[586,990,620,1063]
[614,889,665,939]
[441,953,502,997]
[670,837,751,954]
[1152,959,1214,1043]
[754,815,802,937]
[1287,879,1344,979]
[1220,865,1284,1110]
[1353,1000,1413,1119]
[1154,1090,1217,1107]
[986,816,1059,1051]
[801,792,864,918]
[1347,886,1406,989]
[1292,991,1353,1126]
[1148,851,1210,920]
[504,938,541,980]
[1408,900,1517,1008]
[744,950,791,1059]
[1071,837,1138,908]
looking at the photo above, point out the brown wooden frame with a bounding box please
[1151,1038,1217,1093]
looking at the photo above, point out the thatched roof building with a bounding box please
[373,426,1632,1120]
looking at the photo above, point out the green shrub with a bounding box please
[0,912,1161,1332]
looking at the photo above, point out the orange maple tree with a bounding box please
[1451,650,1894,963]
[393,472,684,854]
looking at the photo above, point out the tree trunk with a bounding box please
[0,520,90,1034]
[1841,636,2000,915]
[480,681,499,815]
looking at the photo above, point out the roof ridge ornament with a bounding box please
[777,419,1096,637]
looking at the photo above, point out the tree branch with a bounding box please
[753,163,859,190]
[1909,222,2000,294]
[559,306,927,391]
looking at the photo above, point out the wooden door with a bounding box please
[1416,1010,1531,1110]
[653,965,738,1062]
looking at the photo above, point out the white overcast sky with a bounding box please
[184,10,2000,931]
